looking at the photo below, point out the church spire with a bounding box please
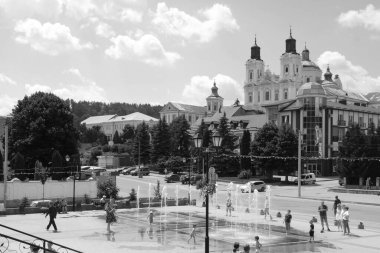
[324,65,333,81]
[250,34,262,60]
[285,26,297,54]
[302,42,310,61]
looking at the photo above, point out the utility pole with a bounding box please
[298,130,302,198]
[3,124,8,210]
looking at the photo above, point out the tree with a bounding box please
[113,130,122,144]
[240,130,251,171]
[12,152,25,180]
[9,92,79,169]
[79,125,107,145]
[276,124,298,181]
[251,123,279,179]
[121,124,135,142]
[151,118,171,163]
[169,115,191,157]
[218,112,237,152]
[133,122,151,165]
[51,149,64,180]
[196,119,212,148]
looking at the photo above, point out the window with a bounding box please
[306,77,310,82]
[258,91,260,102]
[275,90,279,101]
[296,66,298,73]
[348,115,354,125]
[265,90,270,101]
[196,116,199,120]
[208,102,211,111]
[248,92,253,103]
[285,66,288,73]
[213,103,217,111]
[282,115,289,124]
[249,71,253,80]
[284,88,288,100]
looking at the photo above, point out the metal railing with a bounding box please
[0,224,82,253]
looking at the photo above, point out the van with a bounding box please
[293,173,316,185]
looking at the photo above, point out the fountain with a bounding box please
[136,185,140,218]
[175,184,179,207]
[148,183,151,209]
[266,185,272,239]
[160,185,168,222]
[254,189,258,235]
[214,183,218,232]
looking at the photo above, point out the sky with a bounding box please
[1,0,380,116]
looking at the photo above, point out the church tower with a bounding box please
[280,28,302,82]
[245,36,265,85]
[206,81,224,115]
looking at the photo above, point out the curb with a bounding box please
[274,195,380,207]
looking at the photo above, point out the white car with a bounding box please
[240,181,266,193]
[293,173,316,185]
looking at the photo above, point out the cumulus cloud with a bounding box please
[182,74,243,105]
[105,33,181,66]
[95,22,116,38]
[0,94,17,116]
[152,2,239,43]
[24,69,108,102]
[14,18,94,55]
[0,0,63,20]
[120,8,143,23]
[338,4,380,31]
[317,51,380,94]
[0,73,17,86]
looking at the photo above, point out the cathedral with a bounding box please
[160,29,380,176]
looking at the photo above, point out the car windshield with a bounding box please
[301,175,307,179]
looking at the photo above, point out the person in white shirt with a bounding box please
[335,204,343,232]
[342,206,350,235]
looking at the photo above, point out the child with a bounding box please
[284,210,292,236]
[188,224,197,244]
[309,220,315,242]
[147,210,154,225]
[255,236,262,252]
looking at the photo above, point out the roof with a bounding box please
[297,82,326,97]
[323,86,368,103]
[302,60,321,70]
[81,115,117,125]
[108,112,158,122]
[163,102,207,115]
[326,102,380,114]
[204,106,241,123]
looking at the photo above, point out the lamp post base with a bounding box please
[205,237,209,253]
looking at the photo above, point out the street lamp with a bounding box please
[65,155,76,212]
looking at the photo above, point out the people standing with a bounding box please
[188,224,197,244]
[233,242,240,253]
[147,210,154,225]
[45,202,58,232]
[226,198,232,217]
[333,196,341,216]
[105,198,117,233]
[264,196,272,220]
[309,220,314,242]
[254,236,262,252]
[342,206,350,235]
[335,204,343,232]
[243,244,250,253]
[284,210,292,235]
[318,201,330,233]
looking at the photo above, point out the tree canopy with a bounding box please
[169,115,191,158]
[151,118,171,163]
[133,122,151,165]
[9,92,79,169]
[218,112,237,152]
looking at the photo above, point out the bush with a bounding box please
[19,196,29,213]
[102,145,110,152]
[130,188,137,201]
[238,170,252,179]
[97,179,119,199]
[111,145,119,153]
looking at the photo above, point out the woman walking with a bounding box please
[105,198,117,233]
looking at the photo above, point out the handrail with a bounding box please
[0,233,56,252]
[0,224,82,253]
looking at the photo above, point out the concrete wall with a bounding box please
[0,180,97,201]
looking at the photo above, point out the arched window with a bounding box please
[258,91,260,102]
[284,88,288,100]
[285,66,288,73]
[248,92,253,103]
[208,102,211,111]
[249,71,253,80]
[265,90,270,101]
[306,77,310,82]
[275,90,279,101]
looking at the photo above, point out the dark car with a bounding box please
[121,167,135,175]
[131,167,150,176]
[165,174,181,183]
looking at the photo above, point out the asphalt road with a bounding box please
[116,174,380,231]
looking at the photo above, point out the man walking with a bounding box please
[46,202,58,232]
[333,196,341,216]
[318,201,330,233]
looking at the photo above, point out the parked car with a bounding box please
[293,173,316,185]
[165,174,181,183]
[130,167,150,176]
[121,167,136,175]
[30,200,53,208]
[240,181,266,193]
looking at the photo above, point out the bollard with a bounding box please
[358,222,364,229]
[277,212,282,218]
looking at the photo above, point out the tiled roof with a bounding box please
[81,115,117,125]
[204,106,241,123]
[167,102,207,114]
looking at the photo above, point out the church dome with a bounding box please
[297,82,326,97]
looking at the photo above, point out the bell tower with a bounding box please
[245,35,265,85]
[280,27,302,82]
[206,81,224,115]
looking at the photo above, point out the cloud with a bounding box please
[14,18,94,55]
[337,4,380,32]
[317,51,380,94]
[120,8,143,23]
[24,69,108,102]
[152,2,239,43]
[0,73,17,86]
[0,94,17,116]
[0,0,63,20]
[105,33,181,66]
[95,22,116,38]
[182,74,243,105]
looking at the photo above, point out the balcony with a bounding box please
[337,120,346,126]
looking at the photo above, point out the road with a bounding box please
[116,174,380,231]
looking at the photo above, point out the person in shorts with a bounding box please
[284,210,292,235]
[318,201,330,233]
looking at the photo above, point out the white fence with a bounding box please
[0,180,97,201]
